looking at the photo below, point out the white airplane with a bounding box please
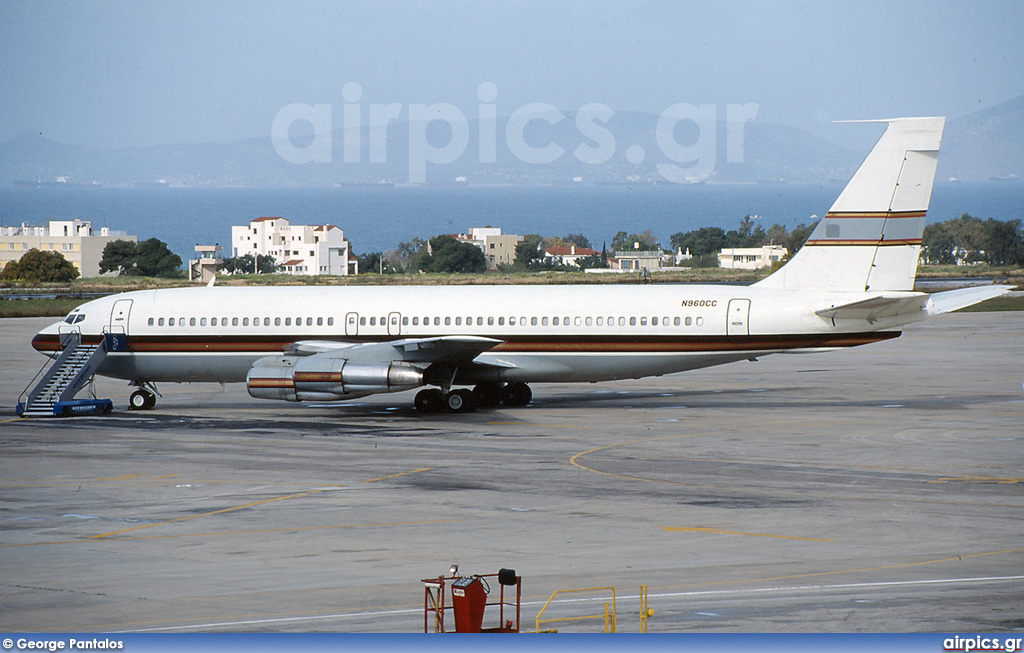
[30,117,1010,414]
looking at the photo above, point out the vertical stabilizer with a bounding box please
[755,117,944,292]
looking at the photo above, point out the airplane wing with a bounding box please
[925,286,1014,315]
[814,294,929,323]
[815,286,1013,323]
[284,335,504,364]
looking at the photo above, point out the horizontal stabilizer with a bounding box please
[925,286,1014,315]
[815,294,929,323]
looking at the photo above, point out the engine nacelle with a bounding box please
[247,355,425,402]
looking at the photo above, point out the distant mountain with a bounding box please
[1,97,1021,187]
[937,95,1024,181]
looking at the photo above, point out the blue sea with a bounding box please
[0,182,1021,262]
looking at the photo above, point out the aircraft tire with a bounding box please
[472,382,503,408]
[501,382,532,407]
[143,392,157,410]
[445,388,476,414]
[414,388,445,414]
[129,390,149,411]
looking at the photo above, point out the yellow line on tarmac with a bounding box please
[649,546,1024,593]
[362,468,432,483]
[89,487,340,539]
[661,526,836,542]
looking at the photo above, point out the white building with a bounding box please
[231,217,355,276]
[0,219,136,277]
[188,245,223,283]
[543,245,598,267]
[717,245,788,270]
[609,250,664,271]
[453,227,523,269]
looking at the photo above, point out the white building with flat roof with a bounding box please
[453,227,523,269]
[718,245,788,270]
[0,219,136,277]
[231,217,355,276]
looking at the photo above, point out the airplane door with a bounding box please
[109,299,133,335]
[387,312,402,336]
[345,312,359,336]
[726,299,750,336]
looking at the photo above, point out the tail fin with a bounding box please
[755,117,945,292]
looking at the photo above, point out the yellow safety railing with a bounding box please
[535,586,617,633]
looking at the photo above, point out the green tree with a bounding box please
[99,238,182,278]
[255,254,278,274]
[922,222,956,264]
[610,230,659,252]
[514,234,545,270]
[981,218,1023,265]
[396,237,429,271]
[134,238,183,277]
[562,233,592,249]
[98,239,139,275]
[421,236,487,273]
[785,221,819,257]
[1,249,79,282]
[669,227,726,257]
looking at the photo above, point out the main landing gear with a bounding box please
[414,382,532,414]
[128,383,159,411]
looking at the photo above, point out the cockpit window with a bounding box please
[63,312,86,324]
[74,314,86,324]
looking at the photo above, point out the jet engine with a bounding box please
[247,355,425,402]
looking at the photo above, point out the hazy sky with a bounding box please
[2,0,1022,150]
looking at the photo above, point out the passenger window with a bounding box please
[531,317,538,326]
[456,317,462,326]
[509,317,516,326]
[370,317,376,326]
[169,318,176,326]
[285,317,292,326]
[498,317,505,326]
[242,318,249,326]
[685,317,692,326]
[640,317,647,326]
[434,317,441,326]
[200,317,207,326]
[360,317,366,326]
[413,317,419,326]
[444,317,451,326]
[574,317,581,326]
[316,317,322,326]
[651,317,658,326]
[663,316,669,325]
[553,317,560,326]
[696,317,704,326]
[328,317,334,326]
[585,317,592,326]
[629,317,637,326]
[158,318,165,326]
[488,317,494,326]
[675,317,682,326]
[618,317,625,326]
[306,317,313,326]
[148,318,154,326]
[474,317,481,326]
[596,317,603,326]
[541,317,549,326]
[179,317,185,325]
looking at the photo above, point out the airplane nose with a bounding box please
[31,323,63,354]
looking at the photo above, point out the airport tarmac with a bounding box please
[1,313,1022,633]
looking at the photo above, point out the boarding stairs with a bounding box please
[17,330,113,417]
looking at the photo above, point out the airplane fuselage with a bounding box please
[33,283,907,387]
